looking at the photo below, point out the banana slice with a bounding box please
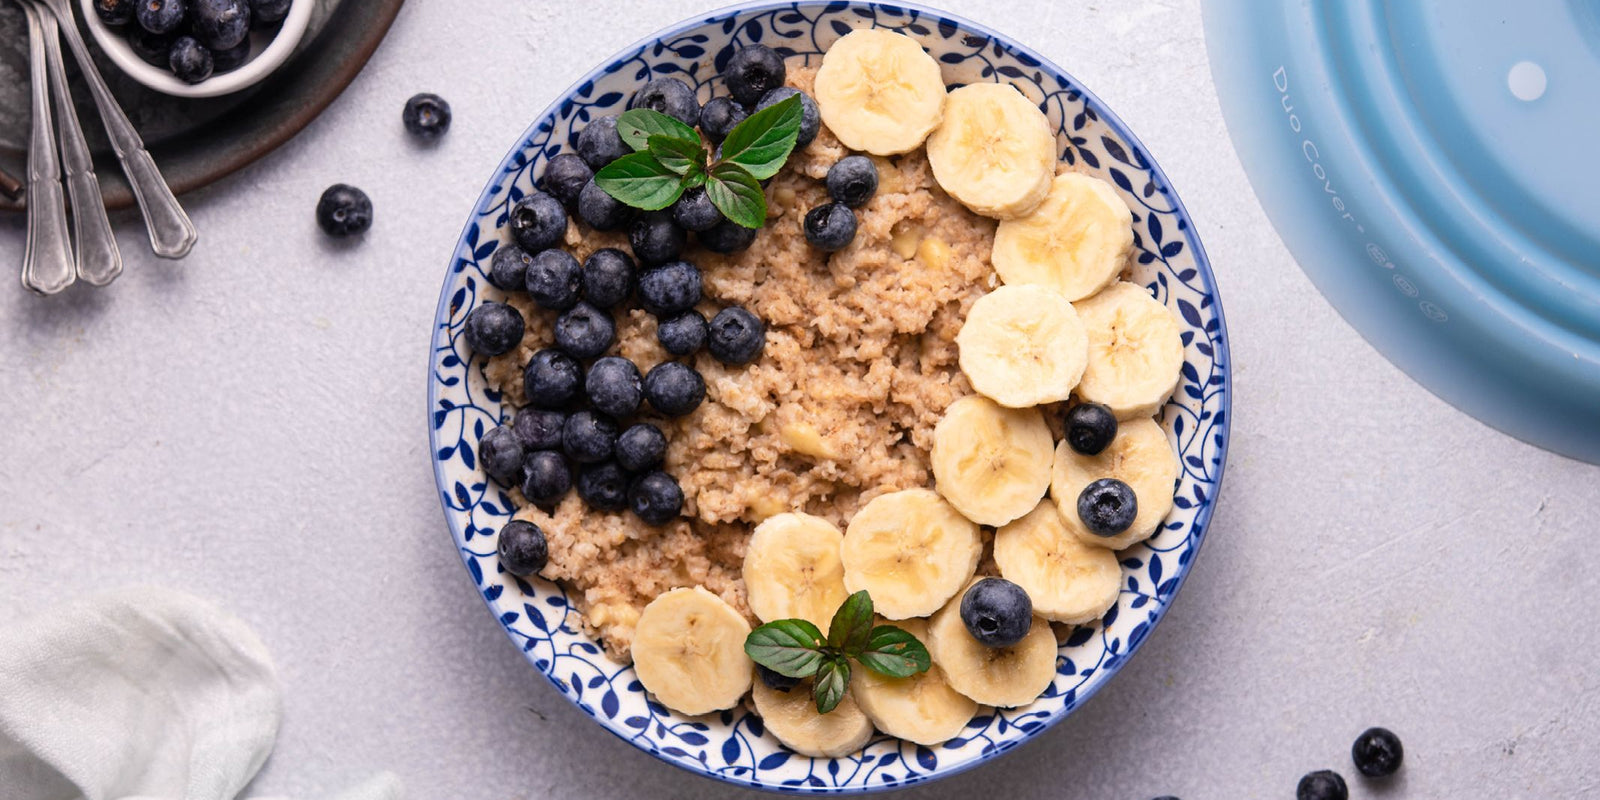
[743,513,849,630]
[994,500,1121,624]
[925,582,1058,708]
[957,284,1088,408]
[931,395,1055,527]
[631,587,753,716]
[752,674,876,757]
[850,618,978,745]
[1073,281,1185,420]
[926,82,1056,219]
[993,173,1134,301]
[813,28,947,156]
[841,489,982,620]
[1050,417,1179,550]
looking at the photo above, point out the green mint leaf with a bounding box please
[717,94,802,180]
[812,655,851,715]
[826,590,875,656]
[594,152,686,211]
[856,625,932,679]
[647,135,706,176]
[745,618,827,678]
[704,162,767,229]
[683,168,708,190]
[615,108,699,152]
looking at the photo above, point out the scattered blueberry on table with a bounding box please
[402,93,453,141]
[1351,727,1403,778]
[960,577,1033,648]
[1296,770,1348,800]
[315,184,372,237]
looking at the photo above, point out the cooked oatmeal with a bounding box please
[487,68,1001,659]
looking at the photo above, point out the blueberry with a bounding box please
[577,179,634,231]
[1296,770,1348,800]
[250,0,289,23]
[402,92,452,141]
[697,219,758,254]
[1077,478,1138,537]
[191,0,250,51]
[630,77,700,127]
[168,36,214,84]
[959,578,1033,648]
[576,115,629,170]
[756,88,820,148]
[708,306,765,366]
[643,361,705,417]
[462,301,525,357]
[697,96,748,143]
[803,203,856,251]
[509,191,568,253]
[581,248,635,309]
[512,407,567,451]
[128,28,175,66]
[554,302,615,359]
[563,411,618,465]
[524,249,582,311]
[585,356,642,419]
[615,423,667,472]
[757,664,799,692]
[656,310,707,356]
[671,186,725,233]
[210,39,251,73]
[478,425,526,487]
[488,244,533,291]
[136,0,186,35]
[575,461,629,512]
[315,184,372,237]
[520,450,572,506]
[637,261,702,316]
[522,349,583,409]
[540,153,593,208]
[630,211,687,266]
[725,44,786,106]
[629,471,683,525]
[1065,403,1118,456]
[496,520,548,576]
[1352,728,1403,778]
[95,0,135,27]
[826,155,878,208]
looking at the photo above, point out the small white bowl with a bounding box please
[78,0,314,99]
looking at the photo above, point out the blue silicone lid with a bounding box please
[1203,0,1600,463]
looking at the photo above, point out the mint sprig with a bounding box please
[744,590,932,714]
[593,94,803,230]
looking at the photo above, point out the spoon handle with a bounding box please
[19,0,74,295]
[39,7,121,286]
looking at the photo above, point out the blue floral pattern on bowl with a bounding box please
[428,1,1231,793]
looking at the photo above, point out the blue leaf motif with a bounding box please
[1149,555,1164,587]
[1148,213,1164,245]
[758,751,790,770]
[916,746,937,770]
[678,731,709,746]
[721,737,741,765]
[601,689,619,718]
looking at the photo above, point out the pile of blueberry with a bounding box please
[94,0,289,85]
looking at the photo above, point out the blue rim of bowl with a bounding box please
[428,0,1233,792]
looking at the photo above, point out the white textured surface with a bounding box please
[3,1,1599,798]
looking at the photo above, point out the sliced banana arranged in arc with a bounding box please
[744,513,849,630]
[993,173,1135,301]
[841,489,982,620]
[926,581,1059,708]
[1073,281,1186,420]
[957,284,1088,408]
[931,395,1055,527]
[752,675,876,757]
[813,28,948,156]
[926,82,1057,219]
[631,587,752,716]
[850,618,979,745]
[994,500,1121,624]
[1051,417,1179,550]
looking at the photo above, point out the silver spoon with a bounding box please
[18,0,74,295]
[31,0,197,259]
[33,0,121,285]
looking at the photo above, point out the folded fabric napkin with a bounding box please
[0,587,400,800]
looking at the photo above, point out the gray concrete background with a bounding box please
[3,1,1599,798]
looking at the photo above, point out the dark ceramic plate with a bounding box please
[0,0,402,212]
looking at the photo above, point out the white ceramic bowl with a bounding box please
[78,0,313,98]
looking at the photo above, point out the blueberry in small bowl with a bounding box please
[78,0,313,98]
